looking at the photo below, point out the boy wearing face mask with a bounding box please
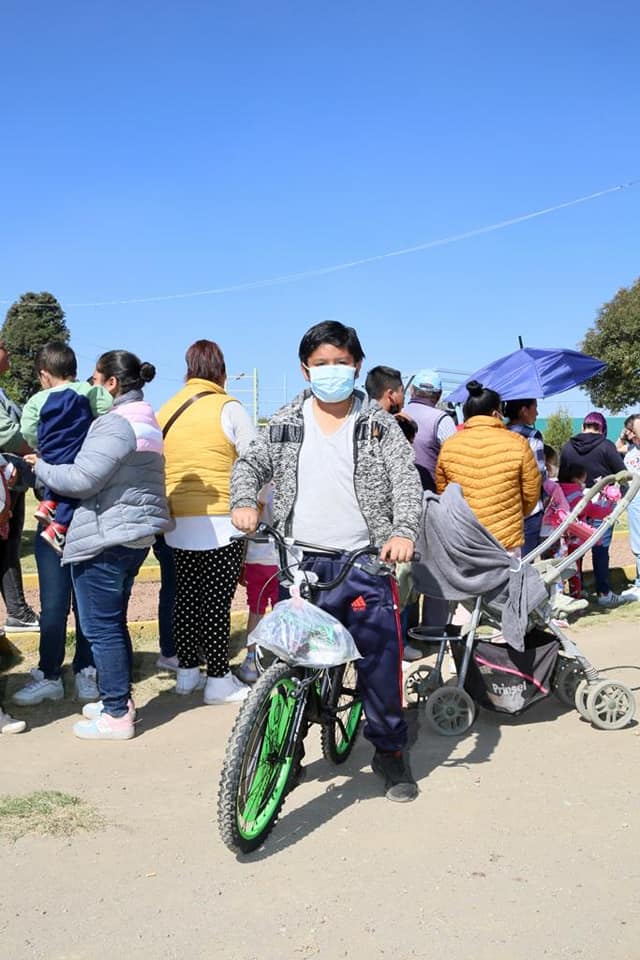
[230,321,423,802]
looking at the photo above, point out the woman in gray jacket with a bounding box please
[29,351,170,740]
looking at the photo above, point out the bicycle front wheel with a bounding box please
[217,660,305,853]
[321,661,363,765]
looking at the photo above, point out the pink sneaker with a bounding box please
[73,711,134,740]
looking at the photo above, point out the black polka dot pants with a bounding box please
[172,541,244,677]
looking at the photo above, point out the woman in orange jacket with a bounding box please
[435,380,541,553]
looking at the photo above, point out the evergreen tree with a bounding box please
[0,292,69,404]
[543,406,574,452]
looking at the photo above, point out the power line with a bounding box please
[1,178,637,309]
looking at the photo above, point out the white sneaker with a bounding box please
[203,672,251,705]
[175,666,206,695]
[74,666,99,702]
[619,585,640,601]
[82,698,136,721]
[12,668,64,706]
[156,654,180,672]
[0,709,26,734]
[597,591,629,608]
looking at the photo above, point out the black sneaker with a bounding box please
[5,614,40,634]
[371,750,419,802]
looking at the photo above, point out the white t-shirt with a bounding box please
[165,401,255,551]
[290,396,370,551]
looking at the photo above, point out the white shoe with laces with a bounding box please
[82,698,137,721]
[597,591,629,608]
[203,672,251,705]
[12,668,64,706]
[74,666,99,702]
[175,667,206,695]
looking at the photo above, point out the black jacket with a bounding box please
[560,432,625,486]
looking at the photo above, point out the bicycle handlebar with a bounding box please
[231,522,393,595]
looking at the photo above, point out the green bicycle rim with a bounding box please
[334,700,363,755]
[236,679,297,841]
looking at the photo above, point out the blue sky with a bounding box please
[1,1,639,417]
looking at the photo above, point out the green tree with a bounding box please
[1,292,69,404]
[543,406,574,452]
[581,277,640,413]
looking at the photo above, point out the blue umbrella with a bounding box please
[445,347,606,404]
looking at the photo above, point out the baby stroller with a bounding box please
[406,471,640,735]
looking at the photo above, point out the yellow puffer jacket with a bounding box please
[435,415,541,550]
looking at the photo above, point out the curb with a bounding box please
[22,562,162,591]
[1,610,249,658]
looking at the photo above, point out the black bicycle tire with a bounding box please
[320,662,363,765]
[217,660,305,854]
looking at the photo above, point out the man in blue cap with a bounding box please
[406,369,456,493]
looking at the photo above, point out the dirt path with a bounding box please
[2,614,639,960]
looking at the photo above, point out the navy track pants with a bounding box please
[295,553,407,753]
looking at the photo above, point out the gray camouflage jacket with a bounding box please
[230,389,424,546]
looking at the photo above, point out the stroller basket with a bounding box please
[450,631,560,715]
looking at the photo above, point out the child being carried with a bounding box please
[20,342,112,554]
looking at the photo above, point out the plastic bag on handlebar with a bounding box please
[249,588,362,667]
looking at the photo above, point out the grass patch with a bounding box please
[0,790,105,840]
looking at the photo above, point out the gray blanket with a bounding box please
[412,484,548,651]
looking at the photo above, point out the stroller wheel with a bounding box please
[424,686,476,736]
[404,665,439,706]
[553,660,586,707]
[574,680,592,720]
[586,680,636,731]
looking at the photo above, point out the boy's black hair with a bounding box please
[298,321,365,365]
[36,342,77,380]
[543,443,558,464]
[558,461,587,484]
[364,365,403,400]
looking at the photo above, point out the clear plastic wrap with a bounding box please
[249,590,361,667]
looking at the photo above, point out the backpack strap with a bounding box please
[162,391,216,439]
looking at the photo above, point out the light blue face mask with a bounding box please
[306,364,356,403]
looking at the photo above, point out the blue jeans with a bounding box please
[152,535,176,658]
[35,528,93,679]
[523,512,543,557]
[71,546,148,717]
[590,520,613,595]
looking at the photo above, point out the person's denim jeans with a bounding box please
[35,529,93,679]
[71,546,148,717]
[152,535,176,658]
[523,512,543,558]
[590,520,613,595]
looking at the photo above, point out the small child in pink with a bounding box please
[556,463,614,598]
[236,485,279,684]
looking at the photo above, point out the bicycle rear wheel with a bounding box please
[320,661,363,765]
[218,661,305,853]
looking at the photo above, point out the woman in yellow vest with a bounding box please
[157,340,255,704]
